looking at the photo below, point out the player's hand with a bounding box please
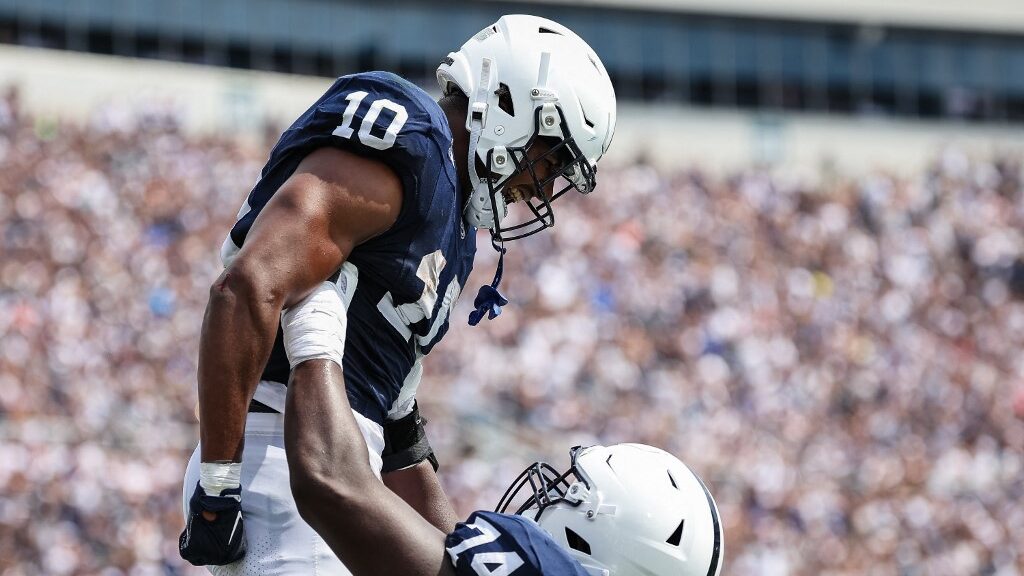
[179,482,247,566]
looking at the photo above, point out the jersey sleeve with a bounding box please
[228,72,450,252]
[300,72,442,206]
[225,72,464,421]
[445,511,588,576]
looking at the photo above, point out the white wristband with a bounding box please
[281,281,348,370]
[200,462,242,497]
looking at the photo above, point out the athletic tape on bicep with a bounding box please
[281,281,347,369]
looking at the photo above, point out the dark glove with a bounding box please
[179,482,247,566]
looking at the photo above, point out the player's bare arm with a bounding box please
[181,144,403,566]
[196,145,401,463]
[383,461,459,532]
[286,359,456,576]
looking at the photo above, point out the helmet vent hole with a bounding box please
[495,83,515,117]
[668,470,678,489]
[582,109,595,129]
[605,454,614,470]
[666,519,685,547]
[564,528,592,555]
[538,27,563,35]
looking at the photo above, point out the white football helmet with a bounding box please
[497,444,724,576]
[437,14,617,241]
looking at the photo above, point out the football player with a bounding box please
[179,14,617,575]
[253,280,724,575]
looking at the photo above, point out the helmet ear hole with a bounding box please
[564,527,592,555]
[495,83,515,117]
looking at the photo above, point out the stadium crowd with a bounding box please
[1,88,1023,575]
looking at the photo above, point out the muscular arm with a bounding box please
[286,361,456,576]
[198,147,402,462]
[383,461,460,533]
[200,145,460,575]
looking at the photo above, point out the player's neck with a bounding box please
[438,93,472,202]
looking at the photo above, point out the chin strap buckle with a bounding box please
[470,101,487,125]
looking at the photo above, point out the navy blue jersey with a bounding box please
[221,71,476,424]
[445,511,588,576]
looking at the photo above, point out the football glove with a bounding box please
[179,483,247,566]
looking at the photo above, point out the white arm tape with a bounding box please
[281,281,347,370]
[199,461,242,497]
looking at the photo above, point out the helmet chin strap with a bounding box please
[464,57,492,230]
[464,57,511,326]
[464,112,487,228]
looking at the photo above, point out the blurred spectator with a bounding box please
[1,96,1022,575]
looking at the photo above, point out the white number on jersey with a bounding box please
[331,91,409,150]
[447,517,526,576]
[376,250,462,348]
[470,552,526,576]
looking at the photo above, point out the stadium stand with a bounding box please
[0,85,1022,573]
[2,1,1024,574]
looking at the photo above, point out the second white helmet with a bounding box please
[437,14,617,240]
[497,444,724,576]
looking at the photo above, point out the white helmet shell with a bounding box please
[437,14,617,235]
[502,444,724,576]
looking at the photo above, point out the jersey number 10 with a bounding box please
[332,91,409,151]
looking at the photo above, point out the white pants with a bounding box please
[182,406,385,575]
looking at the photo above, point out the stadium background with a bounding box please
[2,0,1024,573]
